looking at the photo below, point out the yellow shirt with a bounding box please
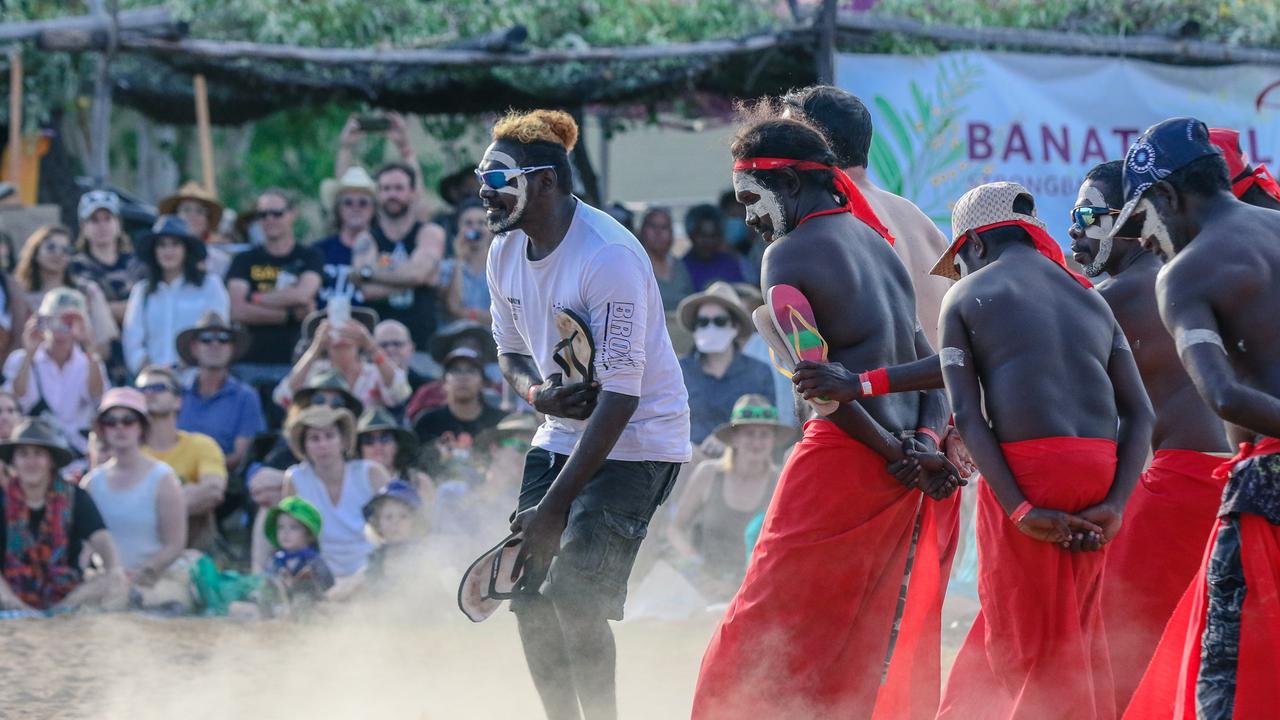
[145,431,226,486]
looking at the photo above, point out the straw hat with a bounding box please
[0,418,74,468]
[676,281,752,342]
[175,311,252,367]
[356,407,417,454]
[264,496,324,550]
[285,404,356,462]
[711,394,797,445]
[158,181,224,231]
[320,166,378,211]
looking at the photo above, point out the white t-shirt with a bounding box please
[488,199,691,463]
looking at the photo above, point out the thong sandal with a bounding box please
[552,308,595,385]
[765,284,838,416]
[753,305,800,375]
[458,533,525,623]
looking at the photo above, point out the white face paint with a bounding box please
[480,147,530,234]
[1076,185,1114,277]
[1137,197,1176,260]
[732,171,788,241]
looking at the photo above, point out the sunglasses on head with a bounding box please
[474,165,555,190]
[99,412,140,428]
[1070,206,1119,232]
[136,382,176,395]
[695,316,733,329]
[359,430,397,446]
[197,331,233,345]
[258,208,289,219]
[341,196,373,208]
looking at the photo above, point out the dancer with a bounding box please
[1067,160,1231,710]
[1114,117,1280,719]
[1208,127,1280,210]
[934,181,1152,720]
[480,109,690,720]
[693,102,957,719]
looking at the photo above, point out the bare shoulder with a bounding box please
[415,221,446,252]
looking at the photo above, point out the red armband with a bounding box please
[858,367,890,396]
[526,384,541,405]
[1010,501,1034,525]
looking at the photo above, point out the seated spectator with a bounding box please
[273,404,390,577]
[440,200,493,325]
[357,408,431,491]
[175,311,265,471]
[639,206,693,312]
[72,189,145,329]
[412,348,505,477]
[157,181,231,276]
[137,365,227,553]
[374,319,430,393]
[262,496,334,612]
[122,216,229,375]
[666,395,791,601]
[16,225,117,356]
[82,388,191,611]
[0,390,18,444]
[682,204,748,292]
[274,307,410,412]
[406,320,499,421]
[314,166,377,308]
[431,412,535,557]
[676,282,774,448]
[226,189,323,398]
[4,288,108,456]
[0,419,126,611]
[0,251,29,362]
[329,479,428,602]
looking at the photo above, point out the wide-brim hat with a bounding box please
[361,478,423,521]
[320,166,378,211]
[176,311,251,367]
[476,412,539,450]
[0,418,74,468]
[158,181,224,230]
[138,214,207,265]
[429,320,497,363]
[293,368,364,417]
[458,533,524,623]
[711,394,798,446]
[356,407,417,453]
[285,404,356,462]
[676,281,752,342]
[301,306,379,344]
[264,495,324,550]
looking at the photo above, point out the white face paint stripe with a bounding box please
[732,171,787,239]
[940,347,965,367]
[1175,328,1226,356]
[486,150,526,197]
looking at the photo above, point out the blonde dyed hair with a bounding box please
[491,109,579,152]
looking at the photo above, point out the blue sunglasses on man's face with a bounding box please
[474,165,555,190]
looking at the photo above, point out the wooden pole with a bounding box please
[7,47,21,190]
[817,0,837,84]
[193,74,215,195]
[86,0,113,185]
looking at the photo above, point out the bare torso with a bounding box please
[1098,257,1228,453]
[762,212,921,434]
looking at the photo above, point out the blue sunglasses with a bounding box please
[474,165,555,190]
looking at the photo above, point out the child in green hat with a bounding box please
[262,496,335,609]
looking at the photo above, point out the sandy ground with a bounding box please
[0,582,978,720]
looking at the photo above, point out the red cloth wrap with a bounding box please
[1102,449,1230,712]
[1122,440,1280,719]
[1231,164,1280,203]
[733,157,895,246]
[938,436,1118,720]
[692,419,947,719]
[949,219,1092,289]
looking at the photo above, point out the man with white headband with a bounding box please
[1114,116,1280,720]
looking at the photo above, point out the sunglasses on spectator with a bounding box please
[359,431,397,446]
[99,413,140,428]
[197,331,234,344]
[695,316,733,329]
[1070,206,1119,232]
[258,209,289,219]
[498,437,527,451]
[474,166,555,190]
[307,394,348,409]
[341,197,373,208]
[41,243,72,255]
[136,382,176,395]
[377,340,408,350]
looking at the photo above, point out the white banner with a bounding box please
[837,51,1280,246]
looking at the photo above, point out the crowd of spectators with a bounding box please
[0,111,789,619]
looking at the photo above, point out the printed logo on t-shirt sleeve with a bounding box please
[602,301,638,369]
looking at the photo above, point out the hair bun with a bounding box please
[492,109,579,152]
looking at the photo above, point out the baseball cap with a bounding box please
[77,189,120,221]
[443,347,484,371]
[1110,117,1220,240]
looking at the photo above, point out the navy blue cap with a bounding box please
[1111,117,1220,238]
[362,479,423,521]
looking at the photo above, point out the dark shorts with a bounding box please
[510,447,680,621]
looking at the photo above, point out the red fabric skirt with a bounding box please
[691,420,948,719]
[938,437,1118,720]
[1102,449,1228,712]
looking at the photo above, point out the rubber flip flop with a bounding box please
[766,284,838,415]
[753,305,800,376]
[458,533,524,623]
[552,308,595,385]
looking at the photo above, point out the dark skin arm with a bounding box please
[940,301,1104,547]
[498,353,599,421]
[792,353,943,403]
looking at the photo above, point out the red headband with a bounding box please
[1232,164,1280,203]
[733,157,895,246]
[951,219,1092,289]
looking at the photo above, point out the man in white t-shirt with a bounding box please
[481,109,691,719]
